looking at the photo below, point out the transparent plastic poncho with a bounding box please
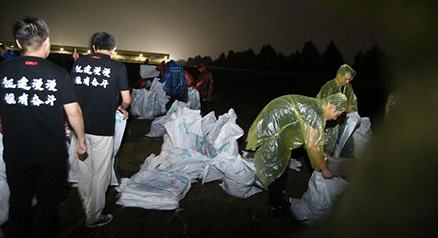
[245,94,346,187]
[317,65,357,153]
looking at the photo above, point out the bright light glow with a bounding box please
[113,52,117,55]
[60,48,64,51]
[139,54,143,57]
[87,50,91,53]
[164,56,168,59]
[10,45,14,48]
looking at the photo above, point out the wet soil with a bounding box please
[55,114,313,238]
[9,67,385,237]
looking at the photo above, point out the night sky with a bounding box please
[0,0,385,63]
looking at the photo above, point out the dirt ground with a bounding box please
[54,112,314,238]
[5,67,385,237]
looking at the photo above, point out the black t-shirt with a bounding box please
[71,53,129,136]
[0,56,77,163]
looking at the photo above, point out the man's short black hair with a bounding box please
[92,32,117,51]
[13,16,49,52]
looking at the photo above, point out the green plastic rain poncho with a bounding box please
[317,64,357,154]
[245,94,347,187]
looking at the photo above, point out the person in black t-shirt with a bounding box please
[70,32,131,228]
[0,16,86,238]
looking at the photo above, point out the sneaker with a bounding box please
[86,214,113,228]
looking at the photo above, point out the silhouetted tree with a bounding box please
[353,45,386,80]
[289,50,302,72]
[301,41,322,73]
[187,55,213,66]
[241,49,256,69]
[213,53,227,67]
[322,40,344,74]
[256,44,278,70]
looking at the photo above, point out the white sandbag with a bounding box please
[202,152,236,184]
[66,138,78,183]
[140,65,160,78]
[164,110,202,151]
[352,117,372,158]
[154,93,169,117]
[145,149,211,182]
[0,133,10,226]
[130,88,146,117]
[145,115,169,138]
[291,171,349,225]
[149,77,166,97]
[150,78,169,117]
[116,170,191,210]
[206,108,237,143]
[67,111,126,186]
[137,89,157,120]
[219,153,261,199]
[334,112,361,158]
[201,111,217,137]
[213,122,244,156]
[145,100,189,138]
[110,111,127,185]
[186,87,201,110]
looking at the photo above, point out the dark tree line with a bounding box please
[182,41,387,80]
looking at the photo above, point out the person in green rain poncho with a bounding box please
[317,64,357,157]
[246,93,347,216]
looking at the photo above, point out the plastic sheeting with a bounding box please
[160,60,186,96]
[246,94,347,187]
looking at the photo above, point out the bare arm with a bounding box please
[64,102,87,154]
[305,125,333,179]
[117,90,131,120]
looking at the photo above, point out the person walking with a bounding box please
[70,32,131,228]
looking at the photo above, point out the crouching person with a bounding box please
[245,93,347,217]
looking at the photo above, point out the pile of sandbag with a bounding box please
[130,78,169,119]
[117,101,261,210]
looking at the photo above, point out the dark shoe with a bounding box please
[268,205,285,217]
[86,214,113,228]
[268,200,292,217]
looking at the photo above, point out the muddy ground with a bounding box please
[55,115,313,238]
[14,67,386,238]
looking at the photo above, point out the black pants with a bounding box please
[5,159,67,238]
[268,147,308,207]
[268,171,288,207]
